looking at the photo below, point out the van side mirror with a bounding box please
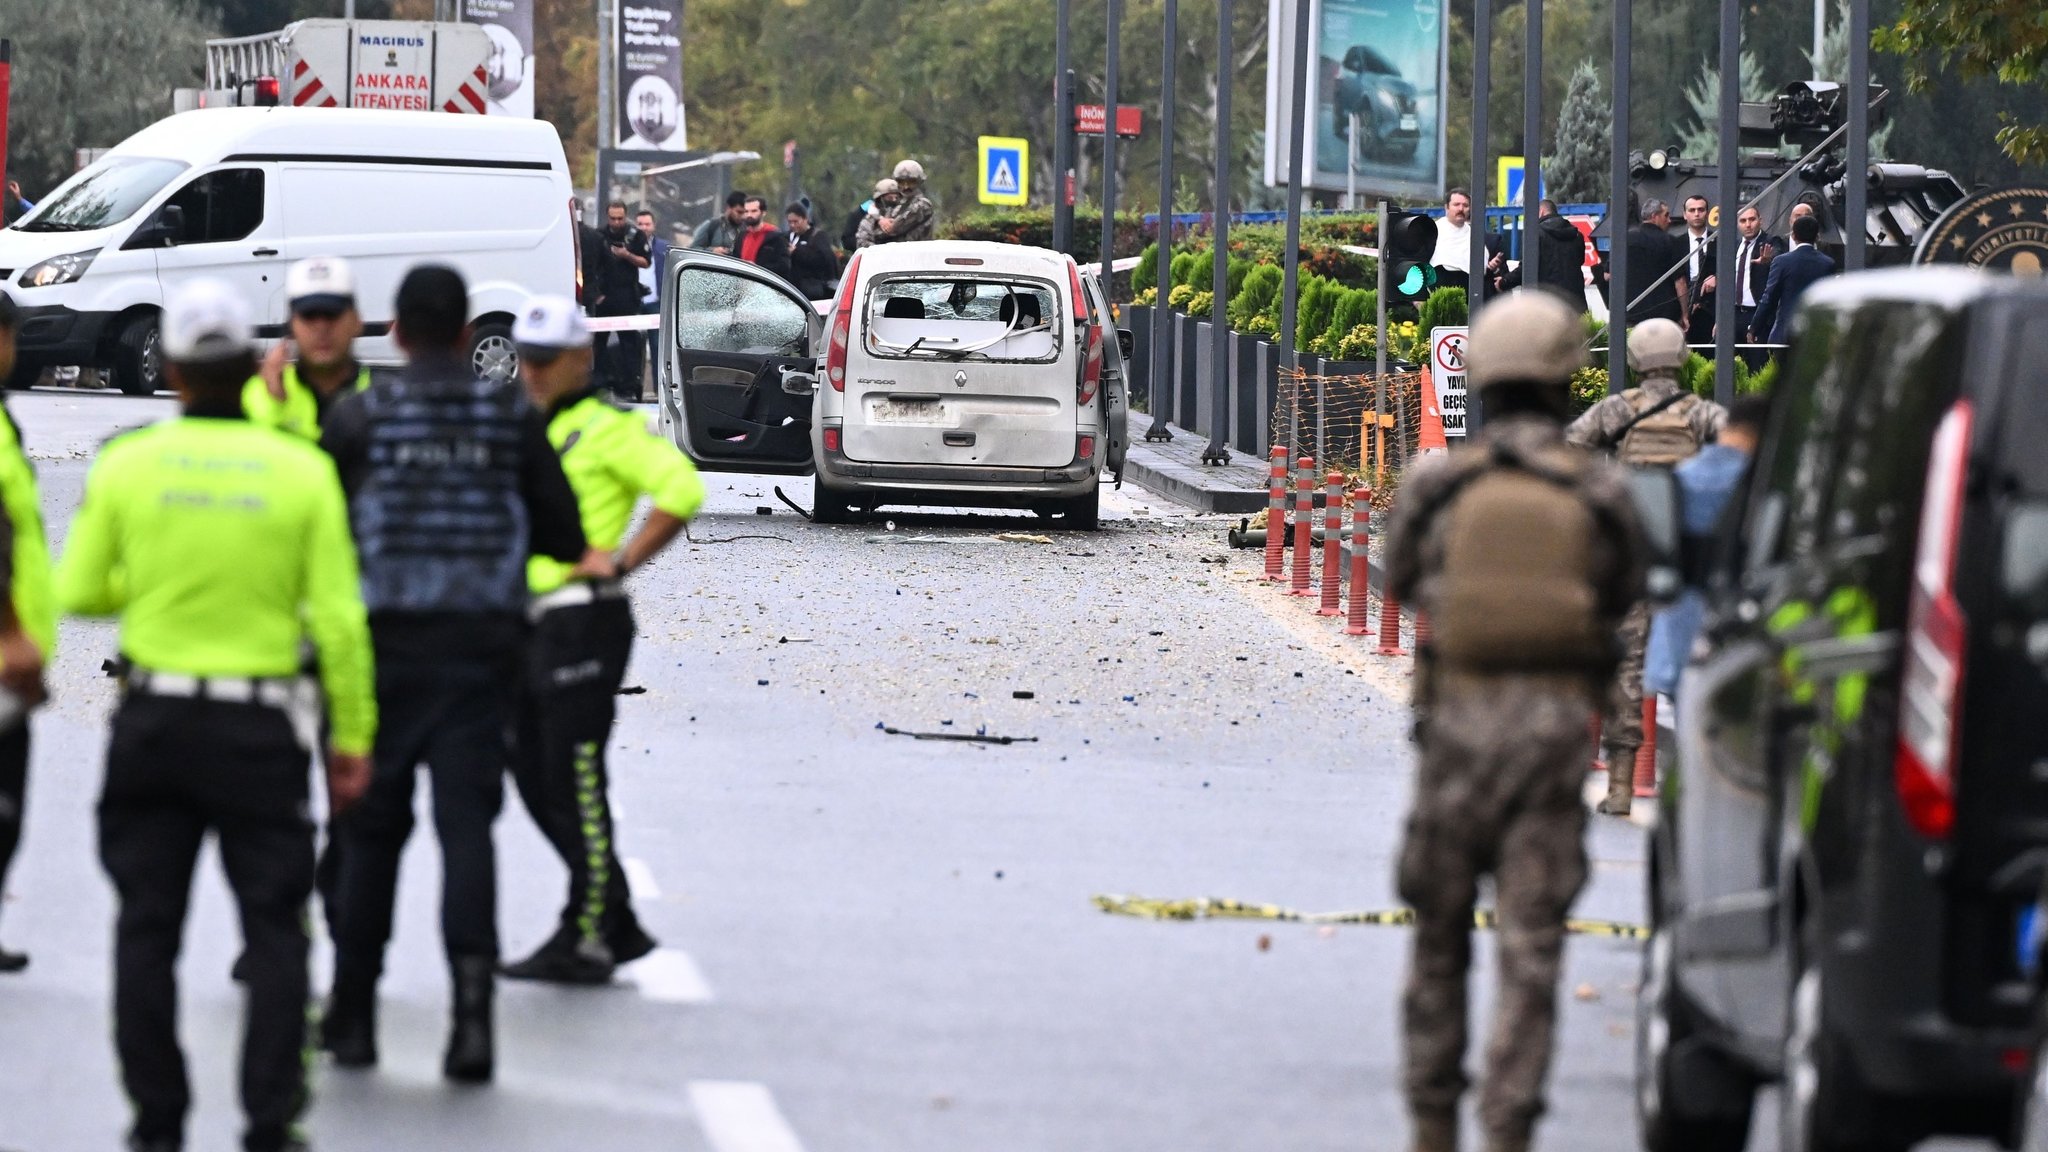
[1626,465,1684,603]
[132,204,185,249]
[1116,327,1135,361]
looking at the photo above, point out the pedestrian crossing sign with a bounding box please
[978,136,1029,206]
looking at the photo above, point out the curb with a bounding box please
[1123,449,1269,514]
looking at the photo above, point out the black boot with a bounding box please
[608,917,658,966]
[0,944,26,973]
[502,926,614,985]
[444,956,495,1084]
[318,956,379,1069]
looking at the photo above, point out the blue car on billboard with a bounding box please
[1332,44,1421,161]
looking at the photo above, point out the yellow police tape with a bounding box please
[1091,894,1649,940]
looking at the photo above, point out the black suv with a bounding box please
[1635,268,2048,1152]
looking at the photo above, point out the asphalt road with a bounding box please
[0,391,1755,1151]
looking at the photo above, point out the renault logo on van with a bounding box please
[954,370,968,387]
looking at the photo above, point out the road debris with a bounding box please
[879,725,1040,746]
[1090,894,1647,939]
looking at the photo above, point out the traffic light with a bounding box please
[1385,209,1440,303]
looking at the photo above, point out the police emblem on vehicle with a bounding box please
[1914,184,2048,275]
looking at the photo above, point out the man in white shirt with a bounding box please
[1430,188,1504,294]
[1705,205,1782,366]
[1680,195,1715,345]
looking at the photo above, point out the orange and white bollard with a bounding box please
[1633,696,1660,798]
[1377,586,1408,656]
[1263,446,1288,582]
[1289,457,1315,596]
[1318,472,1345,616]
[1345,489,1373,636]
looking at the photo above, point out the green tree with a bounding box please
[1545,61,1609,204]
[1877,0,2048,163]
[0,0,219,197]
[1675,47,1771,160]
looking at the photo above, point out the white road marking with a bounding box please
[623,947,713,1003]
[688,1081,807,1152]
[623,855,662,899]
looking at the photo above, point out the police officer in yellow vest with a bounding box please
[57,280,376,1152]
[0,292,54,974]
[244,257,374,439]
[501,296,705,984]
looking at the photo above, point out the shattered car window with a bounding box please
[675,268,808,355]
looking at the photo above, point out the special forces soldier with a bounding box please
[871,159,935,244]
[853,178,902,250]
[1385,291,1645,1152]
[1565,317,1721,814]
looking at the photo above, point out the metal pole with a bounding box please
[1375,198,1389,475]
[1609,0,1630,396]
[1203,0,1233,466]
[1346,114,1358,210]
[1845,0,1869,271]
[1278,0,1311,455]
[1523,0,1542,300]
[1102,0,1122,289]
[346,0,357,19]
[1469,0,1491,315]
[597,0,614,164]
[1814,0,1825,71]
[1148,0,1178,442]
[1713,0,1739,405]
[1054,0,1074,253]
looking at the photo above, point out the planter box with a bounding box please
[1125,305,1153,413]
[1174,311,1202,435]
[1230,332,1262,455]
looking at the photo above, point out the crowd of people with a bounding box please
[1425,185,1841,355]
[583,158,938,401]
[0,257,707,1152]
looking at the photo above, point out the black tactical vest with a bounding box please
[351,362,530,616]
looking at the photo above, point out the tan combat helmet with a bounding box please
[892,159,926,187]
[872,178,900,199]
[1466,290,1587,394]
[1627,317,1687,375]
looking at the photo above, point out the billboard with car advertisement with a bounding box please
[1263,0,1447,201]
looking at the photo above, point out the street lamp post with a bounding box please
[1202,0,1233,467]
[1846,0,1870,271]
[1148,0,1179,442]
[1102,0,1122,291]
[1277,0,1311,457]
[1608,0,1630,398]
[1054,0,1074,253]
[1712,0,1739,404]
[1523,0,1542,302]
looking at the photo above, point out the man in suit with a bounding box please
[1624,199,1687,327]
[1678,195,1716,345]
[1702,205,1781,367]
[1749,214,1834,350]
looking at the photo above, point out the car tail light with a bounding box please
[1077,434,1096,460]
[1067,259,1102,406]
[1896,399,1974,840]
[827,252,862,392]
[823,427,841,454]
[253,76,281,106]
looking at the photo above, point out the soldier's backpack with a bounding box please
[1426,442,1618,672]
[1614,387,1706,466]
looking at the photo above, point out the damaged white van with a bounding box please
[658,240,1128,529]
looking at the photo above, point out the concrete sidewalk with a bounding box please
[1123,413,1270,514]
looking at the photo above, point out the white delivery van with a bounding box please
[658,240,1127,529]
[0,106,577,394]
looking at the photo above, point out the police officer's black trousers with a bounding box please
[98,695,313,1152]
[0,723,29,933]
[594,301,644,402]
[511,597,639,946]
[333,631,516,970]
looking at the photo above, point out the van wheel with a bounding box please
[469,322,518,384]
[1780,945,1910,1152]
[112,314,162,396]
[1636,925,1753,1152]
[1058,487,1101,531]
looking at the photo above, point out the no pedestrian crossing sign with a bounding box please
[978,136,1029,206]
[1429,327,1470,439]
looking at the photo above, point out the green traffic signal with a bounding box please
[1398,266,1427,296]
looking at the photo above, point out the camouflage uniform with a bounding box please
[881,190,936,244]
[1566,370,1722,812]
[1387,414,1645,1152]
[854,210,889,250]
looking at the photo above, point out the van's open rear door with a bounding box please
[657,252,819,475]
